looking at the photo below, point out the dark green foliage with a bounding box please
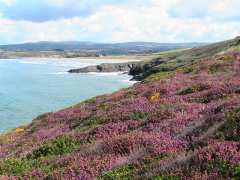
[215,108,240,141]
[77,117,109,132]
[177,84,209,95]
[27,136,80,159]
[234,165,240,179]
[131,111,148,121]
[177,87,195,95]
[217,161,235,178]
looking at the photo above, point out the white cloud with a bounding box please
[0,0,16,6]
[0,0,239,44]
[209,0,240,19]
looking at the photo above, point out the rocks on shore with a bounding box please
[68,62,139,74]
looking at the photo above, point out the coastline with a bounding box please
[0,58,137,133]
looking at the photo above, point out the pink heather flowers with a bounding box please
[0,52,239,179]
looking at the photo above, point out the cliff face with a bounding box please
[0,38,240,179]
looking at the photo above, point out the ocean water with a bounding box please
[0,58,135,133]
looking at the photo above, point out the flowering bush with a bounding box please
[0,52,239,179]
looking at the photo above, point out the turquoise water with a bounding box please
[0,58,134,133]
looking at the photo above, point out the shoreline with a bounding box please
[0,55,142,62]
[0,58,138,133]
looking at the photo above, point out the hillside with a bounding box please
[0,41,204,58]
[129,36,240,80]
[0,37,240,179]
[68,37,240,79]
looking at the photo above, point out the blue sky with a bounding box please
[0,0,239,44]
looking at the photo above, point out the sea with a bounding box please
[0,58,136,133]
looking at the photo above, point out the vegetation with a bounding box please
[0,38,240,179]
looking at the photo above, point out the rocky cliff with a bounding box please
[68,62,139,73]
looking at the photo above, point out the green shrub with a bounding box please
[215,108,240,141]
[0,157,62,176]
[0,159,39,175]
[99,165,134,180]
[177,87,195,95]
[234,165,240,179]
[77,117,109,132]
[177,84,209,95]
[27,136,80,159]
[131,112,148,121]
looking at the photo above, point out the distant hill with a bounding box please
[0,41,206,55]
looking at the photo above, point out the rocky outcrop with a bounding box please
[68,62,140,73]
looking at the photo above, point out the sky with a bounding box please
[0,0,239,44]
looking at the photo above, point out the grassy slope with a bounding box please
[0,38,240,179]
[130,36,240,81]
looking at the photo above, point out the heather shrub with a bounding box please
[27,136,80,159]
[151,175,180,180]
[93,121,140,140]
[0,51,240,179]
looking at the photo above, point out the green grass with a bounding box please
[144,71,175,83]
[0,157,61,176]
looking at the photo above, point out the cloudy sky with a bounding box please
[0,0,239,44]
